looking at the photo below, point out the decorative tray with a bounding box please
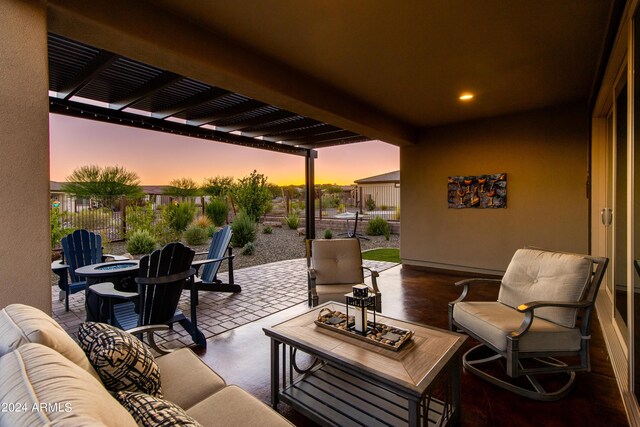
[314,308,414,351]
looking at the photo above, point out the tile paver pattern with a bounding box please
[52,258,397,348]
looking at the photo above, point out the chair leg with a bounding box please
[462,344,576,401]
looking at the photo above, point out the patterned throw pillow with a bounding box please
[78,322,162,397]
[117,391,202,427]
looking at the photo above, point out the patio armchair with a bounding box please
[449,247,608,401]
[306,238,382,312]
[89,242,206,348]
[188,225,240,304]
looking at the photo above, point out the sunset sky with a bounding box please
[49,114,399,186]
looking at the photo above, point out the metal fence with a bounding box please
[50,184,400,246]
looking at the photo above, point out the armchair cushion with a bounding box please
[453,301,582,352]
[498,249,592,328]
[78,322,163,398]
[0,343,137,427]
[311,239,364,285]
[315,284,364,305]
[117,391,202,427]
[0,303,100,381]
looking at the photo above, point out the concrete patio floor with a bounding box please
[51,258,398,347]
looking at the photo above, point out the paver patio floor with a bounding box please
[52,258,397,348]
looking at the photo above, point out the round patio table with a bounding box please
[75,260,140,322]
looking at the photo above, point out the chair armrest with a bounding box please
[510,300,592,339]
[125,324,175,355]
[191,255,233,267]
[102,254,131,262]
[362,266,381,293]
[362,265,379,277]
[88,282,138,300]
[308,268,317,280]
[135,268,196,285]
[194,251,208,256]
[454,278,502,287]
[516,300,591,313]
[450,278,502,305]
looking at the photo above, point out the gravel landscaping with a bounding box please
[98,225,399,272]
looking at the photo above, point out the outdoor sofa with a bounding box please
[0,303,293,426]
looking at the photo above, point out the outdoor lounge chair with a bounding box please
[306,238,382,312]
[449,247,608,401]
[58,229,128,312]
[89,242,206,348]
[189,225,240,304]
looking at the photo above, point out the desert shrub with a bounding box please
[126,202,155,237]
[394,206,401,220]
[233,170,272,221]
[323,229,333,239]
[206,224,217,238]
[50,207,75,249]
[162,202,194,232]
[379,204,389,211]
[205,198,229,226]
[184,224,208,245]
[231,211,257,248]
[366,216,391,240]
[337,203,346,214]
[241,241,256,255]
[153,218,182,245]
[263,225,273,234]
[285,211,299,229]
[126,230,156,255]
[193,216,212,229]
[365,196,376,211]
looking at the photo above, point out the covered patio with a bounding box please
[1,0,636,425]
[54,261,628,426]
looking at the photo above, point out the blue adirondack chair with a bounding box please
[59,229,103,312]
[93,242,206,348]
[190,226,240,303]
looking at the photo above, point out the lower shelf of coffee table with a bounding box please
[279,363,451,427]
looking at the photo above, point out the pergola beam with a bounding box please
[110,71,183,110]
[49,97,310,157]
[56,51,119,100]
[151,87,231,119]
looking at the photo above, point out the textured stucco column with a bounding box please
[0,0,51,312]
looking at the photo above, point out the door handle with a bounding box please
[601,208,613,226]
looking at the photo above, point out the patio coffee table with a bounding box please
[263,302,467,426]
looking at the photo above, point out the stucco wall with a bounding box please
[401,104,589,274]
[0,0,51,311]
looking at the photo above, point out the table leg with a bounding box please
[408,398,420,427]
[271,339,281,409]
[451,355,461,425]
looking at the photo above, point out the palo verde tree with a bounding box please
[62,165,143,209]
[163,177,200,202]
[201,176,234,199]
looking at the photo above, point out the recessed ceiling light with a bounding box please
[459,93,474,101]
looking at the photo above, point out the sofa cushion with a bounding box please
[0,303,99,380]
[155,347,226,410]
[117,391,202,427]
[498,248,592,328]
[0,343,137,426]
[78,322,162,397]
[186,385,294,426]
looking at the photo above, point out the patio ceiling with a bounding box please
[48,34,370,157]
[46,0,618,148]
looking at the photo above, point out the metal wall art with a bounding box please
[448,173,507,209]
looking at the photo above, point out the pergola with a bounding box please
[48,33,372,238]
